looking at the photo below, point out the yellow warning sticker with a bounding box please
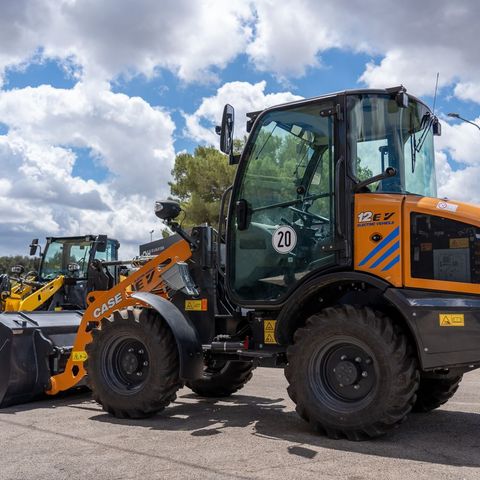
[72,351,88,362]
[439,313,465,327]
[449,238,469,249]
[264,320,277,344]
[185,299,208,311]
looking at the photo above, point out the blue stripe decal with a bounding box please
[381,255,400,271]
[358,227,400,267]
[369,241,400,269]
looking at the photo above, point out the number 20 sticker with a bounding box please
[272,226,297,254]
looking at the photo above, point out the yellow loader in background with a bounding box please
[0,235,120,312]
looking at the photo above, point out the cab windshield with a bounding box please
[348,94,437,197]
[40,240,93,280]
[40,238,118,280]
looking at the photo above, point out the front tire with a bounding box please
[85,307,182,418]
[285,306,419,440]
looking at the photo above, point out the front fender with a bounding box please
[131,292,203,380]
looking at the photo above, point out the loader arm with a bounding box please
[17,276,65,311]
[47,239,192,395]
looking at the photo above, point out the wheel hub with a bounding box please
[334,360,358,386]
[121,352,139,375]
[103,337,150,394]
[310,341,377,406]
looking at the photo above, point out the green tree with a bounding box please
[169,146,237,228]
[0,256,37,275]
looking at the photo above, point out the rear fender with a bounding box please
[131,292,203,380]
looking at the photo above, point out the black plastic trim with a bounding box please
[385,288,480,370]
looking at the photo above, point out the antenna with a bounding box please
[432,72,439,115]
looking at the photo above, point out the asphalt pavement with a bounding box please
[1,367,480,480]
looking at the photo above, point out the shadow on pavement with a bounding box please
[88,391,480,468]
[0,387,92,414]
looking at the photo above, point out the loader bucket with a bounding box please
[0,311,83,407]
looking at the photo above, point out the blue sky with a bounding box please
[0,0,479,257]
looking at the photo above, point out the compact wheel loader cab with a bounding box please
[9,86,479,441]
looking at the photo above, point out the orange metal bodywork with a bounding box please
[47,238,192,395]
[403,196,480,295]
[354,193,480,295]
[354,194,403,287]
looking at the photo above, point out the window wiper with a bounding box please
[411,113,435,173]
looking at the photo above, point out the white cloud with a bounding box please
[184,80,303,145]
[435,118,480,205]
[0,82,175,196]
[436,117,480,167]
[0,82,176,256]
[247,1,480,98]
[1,1,479,99]
[0,0,254,86]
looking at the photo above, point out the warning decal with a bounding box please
[72,351,88,362]
[185,299,208,311]
[264,319,277,344]
[449,238,469,249]
[439,313,465,327]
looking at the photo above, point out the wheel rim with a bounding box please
[101,334,150,395]
[308,337,377,412]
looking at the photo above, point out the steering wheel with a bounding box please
[288,206,329,224]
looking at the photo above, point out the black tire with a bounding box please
[285,305,419,440]
[186,360,255,397]
[85,307,182,419]
[412,374,463,412]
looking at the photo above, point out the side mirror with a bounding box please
[29,238,39,256]
[433,117,441,136]
[96,235,108,253]
[236,199,250,231]
[395,91,409,108]
[217,104,237,164]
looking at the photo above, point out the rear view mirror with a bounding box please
[29,239,39,256]
[217,104,239,164]
[433,117,441,136]
[96,235,108,253]
[395,91,409,108]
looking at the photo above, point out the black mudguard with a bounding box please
[385,288,480,370]
[130,292,203,380]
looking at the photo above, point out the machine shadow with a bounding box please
[90,390,480,468]
[0,388,92,414]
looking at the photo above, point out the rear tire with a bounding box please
[285,306,419,440]
[186,360,254,397]
[412,374,463,412]
[85,307,182,418]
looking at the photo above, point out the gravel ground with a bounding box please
[1,367,480,480]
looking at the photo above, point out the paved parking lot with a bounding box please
[1,367,480,480]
